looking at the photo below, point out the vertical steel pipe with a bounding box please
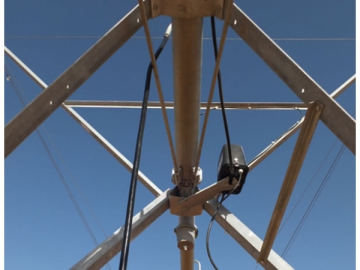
[172,17,203,195]
[172,17,203,270]
[180,249,195,270]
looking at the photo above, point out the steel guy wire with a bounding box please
[281,144,345,258]
[5,61,112,270]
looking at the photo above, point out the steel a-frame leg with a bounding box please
[71,190,170,270]
[204,200,294,270]
[5,2,151,158]
[229,3,355,154]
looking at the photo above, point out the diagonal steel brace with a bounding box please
[229,4,355,154]
[5,3,151,157]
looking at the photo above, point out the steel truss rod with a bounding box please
[71,189,170,270]
[204,199,294,270]
[195,0,234,172]
[5,2,151,158]
[248,75,355,170]
[257,102,323,264]
[229,4,355,154]
[4,46,162,197]
[64,100,307,110]
[138,0,179,174]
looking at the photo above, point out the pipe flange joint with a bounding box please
[174,224,198,237]
[174,223,198,251]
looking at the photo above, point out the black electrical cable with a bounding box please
[205,16,239,270]
[206,194,225,270]
[118,24,172,270]
[210,16,234,184]
[206,173,243,270]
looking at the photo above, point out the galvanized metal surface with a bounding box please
[194,0,234,172]
[248,76,355,171]
[4,47,163,197]
[258,102,323,263]
[149,0,224,19]
[5,3,151,158]
[64,100,308,109]
[229,3,355,155]
[177,177,236,213]
[71,190,170,270]
[204,199,294,270]
[172,16,203,270]
[172,17,203,194]
[139,0,179,173]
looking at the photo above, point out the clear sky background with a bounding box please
[4,0,356,269]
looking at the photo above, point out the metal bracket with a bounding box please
[149,0,225,19]
[169,177,238,216]
[169,186,203,216]
[192,166,203,185]
[172,166,202,188]
[171,167,182,185]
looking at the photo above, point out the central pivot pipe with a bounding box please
[172,17,203,270]
[173,17,203,195]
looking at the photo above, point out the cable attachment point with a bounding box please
[171,167,182,185]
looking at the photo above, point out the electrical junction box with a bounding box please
[217,144,249,194]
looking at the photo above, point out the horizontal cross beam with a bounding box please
[64,100,307,110]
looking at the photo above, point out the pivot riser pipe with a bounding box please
[175,216,197,270]
[172,17,203,196]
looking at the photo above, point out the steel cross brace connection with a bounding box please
[258,102,323,264]
[247,75,355,170]
[4,46,162,198]
[71,190,171,270]
[204,200,294,270]
[229,3,355,155]
[4,2,152,158]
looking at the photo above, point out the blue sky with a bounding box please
[4,0,356,269]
